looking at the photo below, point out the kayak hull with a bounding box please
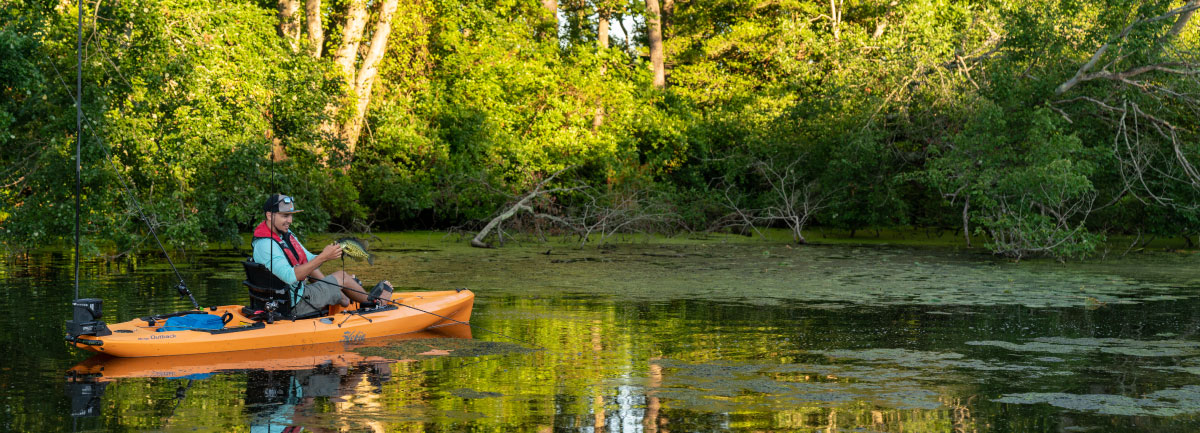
[69,289,474,358]
[68,324,472,382]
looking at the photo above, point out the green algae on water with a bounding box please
[450,388,503,399]
[337,231,1200,310]
[994,385,1200,416]
[352,338,538,359]
[652,358,950,412]
[967,337,1200,357]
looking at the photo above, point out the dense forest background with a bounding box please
[2,0,1199,259]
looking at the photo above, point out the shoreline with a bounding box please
[7,227,1199,259]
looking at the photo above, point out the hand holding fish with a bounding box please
[318,243,343,261]
[335,237,375,265]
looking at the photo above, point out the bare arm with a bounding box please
[293,243,341,282]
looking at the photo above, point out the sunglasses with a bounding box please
[274,195,293,206]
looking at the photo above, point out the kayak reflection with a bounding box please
[68,324,471,382]
[66,325,472,428]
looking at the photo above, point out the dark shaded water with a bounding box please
[3,232,1200,432]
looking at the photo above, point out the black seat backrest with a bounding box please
[242,259,293,316]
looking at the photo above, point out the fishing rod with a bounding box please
[323,278,545,350]
[73,0,83,302]
[127,196,200,310]
[64,0,198,347]
[329,240,539,348]
[65,0,113,348]
[51,16,198,310]
[64,95,199,310]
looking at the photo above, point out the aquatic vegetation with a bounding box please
[450,388,503,399]
[967,337,1200,357]
[351,338,537,360]
[653,358,952,412]
[995,385,1200,416]
[338,233,1200,310]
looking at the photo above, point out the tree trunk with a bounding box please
[830,0,842,41]
[305,0,324,57]
[646,0,665,88]
[872,18,887,39]
[663,0,674,35]
[543,0,558,37]
[597,13,610,49]
[315,0,368,160]
[269,132,288,161]
[276,0,402,166]
[962,194,971,247]
[277,0,301,52]
[341,0,399,157]
[593,12,610,129]
[333,0,369,86]
[1167,0,1199,40]
[472,170,572,248]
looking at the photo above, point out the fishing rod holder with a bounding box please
[262,300,282,324]
[66,298,112,339]
[175,282,201,310]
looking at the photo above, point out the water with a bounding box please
[3,232,1200,432]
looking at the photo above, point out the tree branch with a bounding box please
[1057,2,1200,94]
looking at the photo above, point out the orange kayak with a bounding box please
[68,325,472,381]
[68,289,474,358]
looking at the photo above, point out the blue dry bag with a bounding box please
[157,314,225,332]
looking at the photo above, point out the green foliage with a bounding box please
[0,0,352,252]
[4,0,1200,260]
[927,103,1103,259]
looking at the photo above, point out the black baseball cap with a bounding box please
[263,194,303,213]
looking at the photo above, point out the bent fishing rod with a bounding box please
[321,278,544,350]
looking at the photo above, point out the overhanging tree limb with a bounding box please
[1056,2,1200,95]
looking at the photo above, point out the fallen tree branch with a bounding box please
[471,169,576,248]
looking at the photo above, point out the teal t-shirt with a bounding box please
[251,233,316,304]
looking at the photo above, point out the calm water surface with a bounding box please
[3,232,1200,432]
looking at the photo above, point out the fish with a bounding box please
[335,237,375,265]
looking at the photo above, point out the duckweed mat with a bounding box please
[352,338,539,359]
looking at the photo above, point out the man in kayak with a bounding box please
[252,194,392,316]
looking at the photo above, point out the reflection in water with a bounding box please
[65,381,105,419]
[646,362,663,433]
[245,362,393,432]
[65,327,471,432]
[6,235,1200,431]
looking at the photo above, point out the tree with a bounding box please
[1049,1,1200,211]
[646,0,665,88]
[593,0,612,129]
[277,0,401,162]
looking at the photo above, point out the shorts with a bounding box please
[292,275,344,317]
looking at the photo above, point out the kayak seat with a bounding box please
[241,259,330,322]
[241,259,296,319]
